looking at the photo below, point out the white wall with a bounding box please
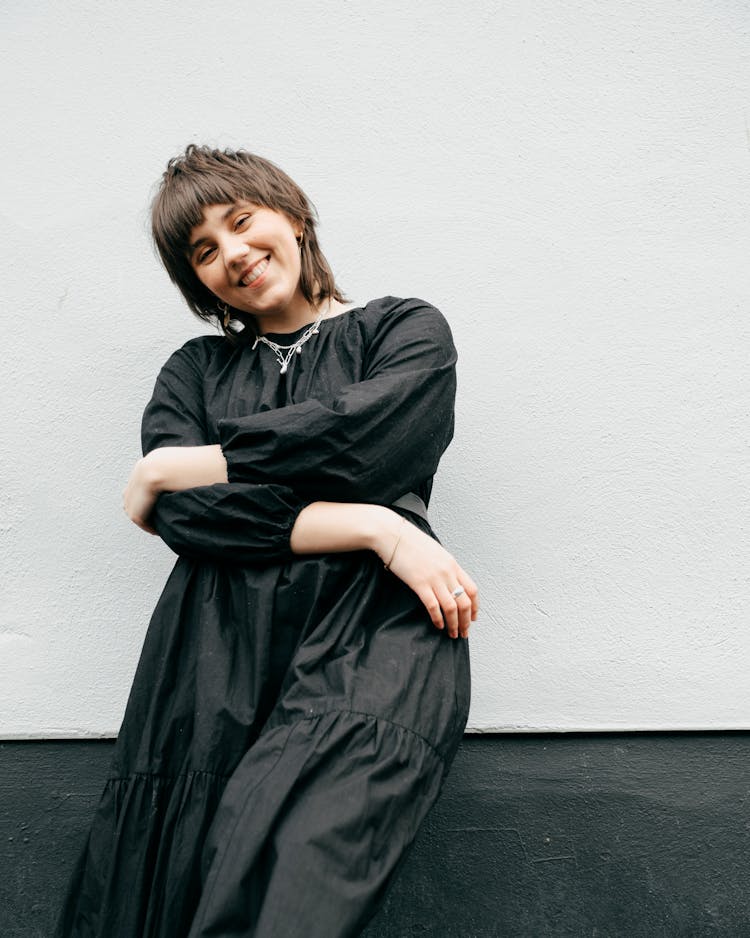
[2,0,748,737]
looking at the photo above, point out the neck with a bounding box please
[255,296,334,336]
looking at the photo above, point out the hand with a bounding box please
[290,501,478,638]
[378,518,479,639]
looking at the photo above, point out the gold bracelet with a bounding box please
[384,517,407,570]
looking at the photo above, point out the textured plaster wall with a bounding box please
[1,1,748,737]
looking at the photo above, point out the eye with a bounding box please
[234,213,252,230]
[195,245,215,264]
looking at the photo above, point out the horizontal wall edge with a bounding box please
[3,722,750,740]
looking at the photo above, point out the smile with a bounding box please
[239,257,270,287]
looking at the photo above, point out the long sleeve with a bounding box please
[217,298,457,504]
[141,339,307,563]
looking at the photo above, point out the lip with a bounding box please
[238,255,270,288]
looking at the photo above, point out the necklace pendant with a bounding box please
[254,307,326,375]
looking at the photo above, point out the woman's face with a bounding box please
[189,201,308,330]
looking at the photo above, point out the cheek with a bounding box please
[276,238,302,272]
[194,266,224,298]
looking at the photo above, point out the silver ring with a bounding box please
[451,586,465,599]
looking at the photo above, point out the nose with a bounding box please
[222,233,249,268]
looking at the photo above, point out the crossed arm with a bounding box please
[123,443,478,639]
[126,302,479,638]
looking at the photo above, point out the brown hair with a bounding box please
[151,145,347,334]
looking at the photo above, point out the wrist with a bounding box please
[366,507,406,562]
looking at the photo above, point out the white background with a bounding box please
[1,0,749,736]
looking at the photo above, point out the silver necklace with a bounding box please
[252,309,325,374]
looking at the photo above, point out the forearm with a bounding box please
[149,483,307,563]
[124,445,229,533]
[290,502,403,563]
[291,501,479,640]
[217,303,457,504]
[141,445,228,493]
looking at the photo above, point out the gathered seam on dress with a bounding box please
[106,767,233,784]
[264,707,447,763]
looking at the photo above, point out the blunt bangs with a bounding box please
[153,168,244,267]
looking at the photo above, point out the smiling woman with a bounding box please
[189,202,328,333]
[54,145,476,938]
[150,146,348,334]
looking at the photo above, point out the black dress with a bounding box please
[55,296,471,938]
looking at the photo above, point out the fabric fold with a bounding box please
[217,298,457,503]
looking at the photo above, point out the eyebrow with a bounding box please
[189,203,242,252]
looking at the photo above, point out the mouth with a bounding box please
[239,256,270,287]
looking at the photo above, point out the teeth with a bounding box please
[242,258,269,285]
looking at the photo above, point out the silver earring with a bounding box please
[217,302,230,329]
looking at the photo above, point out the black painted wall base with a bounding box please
[1,734,748,937]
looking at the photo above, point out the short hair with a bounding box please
[151,145,346,333]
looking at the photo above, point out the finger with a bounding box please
[435,583,459,638]
[416,587,444,631]
[444,576,474,638]
[457,569,480,620]
[455,590,473,638]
